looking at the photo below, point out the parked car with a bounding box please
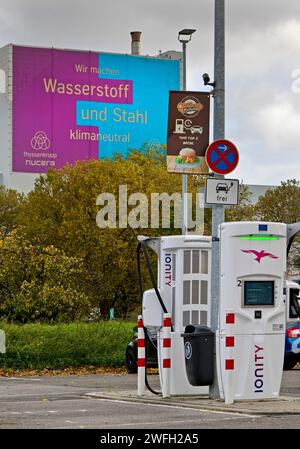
[125,327,158,373]
[284,321,300,370]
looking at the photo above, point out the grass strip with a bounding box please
[0,321,135,371]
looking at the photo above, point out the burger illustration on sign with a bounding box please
[177,96,203,118]
[175,148,200,167]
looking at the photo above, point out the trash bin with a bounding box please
[181,325,214,386]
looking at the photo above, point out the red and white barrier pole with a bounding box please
[137,315,145,396]
[162,313,172,398]
[224,310,235,404]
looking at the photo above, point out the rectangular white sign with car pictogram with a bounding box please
[205,177,239,206]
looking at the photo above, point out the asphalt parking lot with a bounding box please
[0,369,299,429]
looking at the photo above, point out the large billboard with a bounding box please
[12,46,180,173]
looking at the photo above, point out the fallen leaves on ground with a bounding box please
[0,366,159,377]
[0,366,128,377]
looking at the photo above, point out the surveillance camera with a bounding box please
[202,73,215,89]
[202,73,210,85]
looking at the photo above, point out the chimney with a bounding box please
[130,31,142,55]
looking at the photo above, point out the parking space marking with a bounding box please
[99,416,254,428]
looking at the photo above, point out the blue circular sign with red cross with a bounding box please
[205,139,239,175]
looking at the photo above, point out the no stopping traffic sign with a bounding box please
[205,139,239,175]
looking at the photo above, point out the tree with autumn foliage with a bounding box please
[0,230,90,322]
[0,185,23,238]
[14,147,205,319]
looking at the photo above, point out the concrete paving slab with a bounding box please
[87,389,300,416]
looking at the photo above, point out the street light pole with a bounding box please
[178,29,196,235]
[182,41,187,90]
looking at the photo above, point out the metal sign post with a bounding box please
[209,0,225,400]
[182,40,188,235]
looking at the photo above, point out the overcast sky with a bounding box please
[1,0,300,186]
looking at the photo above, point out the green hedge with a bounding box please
[0,321,135,370]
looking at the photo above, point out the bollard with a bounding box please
[137,315,145,396]
[224,310,235,404]
[162,313,172,398]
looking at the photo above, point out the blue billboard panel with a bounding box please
[76,53,180,158]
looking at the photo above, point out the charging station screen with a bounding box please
[244,281,274,306]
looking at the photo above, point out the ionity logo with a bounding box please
[241,250,279,263]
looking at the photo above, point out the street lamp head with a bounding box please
[178,29,196,43]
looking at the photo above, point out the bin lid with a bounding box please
[181,325,214,337]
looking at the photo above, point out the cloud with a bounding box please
[227,19,300,84]
[227,0,300,34]
[256,100,300,151]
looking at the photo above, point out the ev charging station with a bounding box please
[138,234,211,396]
[216,222,287,402]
